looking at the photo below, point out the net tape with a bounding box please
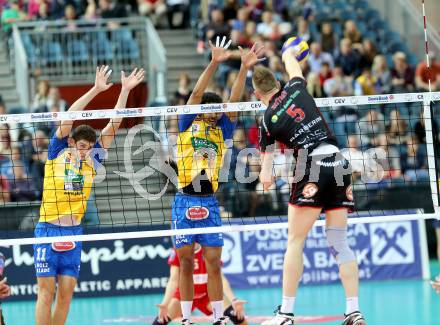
[0,92,438,125]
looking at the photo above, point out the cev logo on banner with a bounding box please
[221,232,243,274]
[370,222,414,265]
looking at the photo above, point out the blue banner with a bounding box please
[221,221,423,288]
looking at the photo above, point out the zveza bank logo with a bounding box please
[370,222,414,265]
[221,232,243,274]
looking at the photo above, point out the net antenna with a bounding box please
[421,0,440,216]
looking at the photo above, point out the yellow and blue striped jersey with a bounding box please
[177,114,236,193]
[39,136,103,224]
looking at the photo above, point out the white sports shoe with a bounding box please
[213,316,229,325]
[342,311,366,325]
[261,307,295,325]
[181,319,193,325]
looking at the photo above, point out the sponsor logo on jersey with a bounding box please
[316,159,345,167]
[186,206,210,220]
[289,116,323,142]
[302,183,318,198]
[298,198,315,202]
[271,115,278,123]
[271,90,288,110]
[191,137,219,153]
[282,90,301,109]
[52,241,76,252]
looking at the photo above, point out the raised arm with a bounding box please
[282,47,305,80]
[99,68,145,150]
[56,65,113,139]
[187,36,232,105]
[227,43,265,121]
[260,151,275,191]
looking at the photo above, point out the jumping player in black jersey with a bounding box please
[256,47,366,325]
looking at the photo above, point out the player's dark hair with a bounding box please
[71,125,97,143]
[201,92,222,104]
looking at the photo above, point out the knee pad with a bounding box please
[224,305,244,324]
[326,227,356,265]
[152,316,171,325]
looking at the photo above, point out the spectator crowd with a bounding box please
[1,0,192,32]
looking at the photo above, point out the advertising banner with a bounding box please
[1,228,172,301]
[1,221,423,301]
[222,221,422,288]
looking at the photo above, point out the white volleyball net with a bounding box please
[0,92,439,246]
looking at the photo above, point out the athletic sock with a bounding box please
[181,301,192,322]
[280,296,295,314]
[211,300,224,322]
[345,297,359,315]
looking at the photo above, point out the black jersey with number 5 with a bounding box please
[259,77,337,154]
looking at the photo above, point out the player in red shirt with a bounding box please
[153,243,248,325]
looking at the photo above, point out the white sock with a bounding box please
[345,297,359,315]
[181,301,192,321]
[280,296,295,314]
[211,300,224,322]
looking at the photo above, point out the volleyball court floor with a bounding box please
[4,262,440,324]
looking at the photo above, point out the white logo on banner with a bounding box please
[370,222,414,265]
[221,232,243,274]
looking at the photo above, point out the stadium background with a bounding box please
[0,0,440,324]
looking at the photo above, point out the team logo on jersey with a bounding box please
[52,241,76,252]
[346,185,353,201]
[302,183,318,198]
[186,206,210,220]
[271,115,278,123]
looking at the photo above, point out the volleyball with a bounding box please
[281,36,310,63]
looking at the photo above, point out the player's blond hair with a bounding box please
[252,65,278,94]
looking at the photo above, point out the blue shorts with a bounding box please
[34,223,82,278]
[433,218,440,228]
[171,192,223,248]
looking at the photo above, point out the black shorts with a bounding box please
[290,153,355,212]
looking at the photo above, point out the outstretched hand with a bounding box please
[121,68,145,91]
[210,36,232,63]
[0,277,10,299]
[239,42,266,69]
[156,303,169,323]
[93,65,113,92]
[431,275,440,294]
[232,299,247,320]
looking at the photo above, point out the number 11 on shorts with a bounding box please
[36,247,47,261]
